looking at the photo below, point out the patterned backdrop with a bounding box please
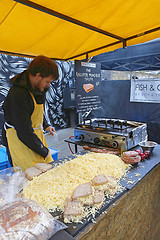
[0,54,75,143]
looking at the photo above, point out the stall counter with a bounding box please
[48,145,160,240]
[75,162,160,240]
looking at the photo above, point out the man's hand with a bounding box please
[45,126,56,136]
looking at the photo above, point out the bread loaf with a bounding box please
[0,198,55,240]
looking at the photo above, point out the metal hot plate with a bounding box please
[74,118,148,150]
[76,125,133,136]
[77,119,137,132]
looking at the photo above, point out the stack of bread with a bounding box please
[0,198,61,240]
[24,163,53,180]
[0,165,67,239]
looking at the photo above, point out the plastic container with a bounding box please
[0,147,12,170]
[49,147,59,161]
[0,146,59,170]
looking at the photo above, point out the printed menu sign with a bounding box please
[130,78,160,103]
[75,60,101,113]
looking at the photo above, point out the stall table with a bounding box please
[75,163,160,240]
[50,145,160,240]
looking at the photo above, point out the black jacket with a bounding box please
[2,71,50,158]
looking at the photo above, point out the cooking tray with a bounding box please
[49,145,160,237]
[49,152,127,237]
[49,187,127,237]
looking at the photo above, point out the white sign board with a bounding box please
[130,79,160,103]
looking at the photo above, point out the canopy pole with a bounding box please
[86,53,89,61]
[123,40,127,48]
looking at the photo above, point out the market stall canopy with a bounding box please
[91,38,160,71]
[0,0,160,60]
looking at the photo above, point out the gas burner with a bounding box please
[74,118,148,150]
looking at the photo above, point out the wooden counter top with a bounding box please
[75,163,160,240]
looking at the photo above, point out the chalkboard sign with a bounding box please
[75,60,101,113]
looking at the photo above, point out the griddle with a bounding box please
[74,118,148,150]
[49,145,160,238]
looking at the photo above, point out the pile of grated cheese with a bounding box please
[22,152,130,213]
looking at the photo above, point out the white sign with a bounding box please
[81,62,96,68]
[130,79,160,103]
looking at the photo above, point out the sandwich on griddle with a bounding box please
[92,174,117,194]
[72,182,94,205]
[63,198,83,223]
[93,189,105,206]
[92,174,107,186]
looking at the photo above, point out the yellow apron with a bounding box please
[6,92,53,171]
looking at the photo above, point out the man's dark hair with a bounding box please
[27,55,59,80]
